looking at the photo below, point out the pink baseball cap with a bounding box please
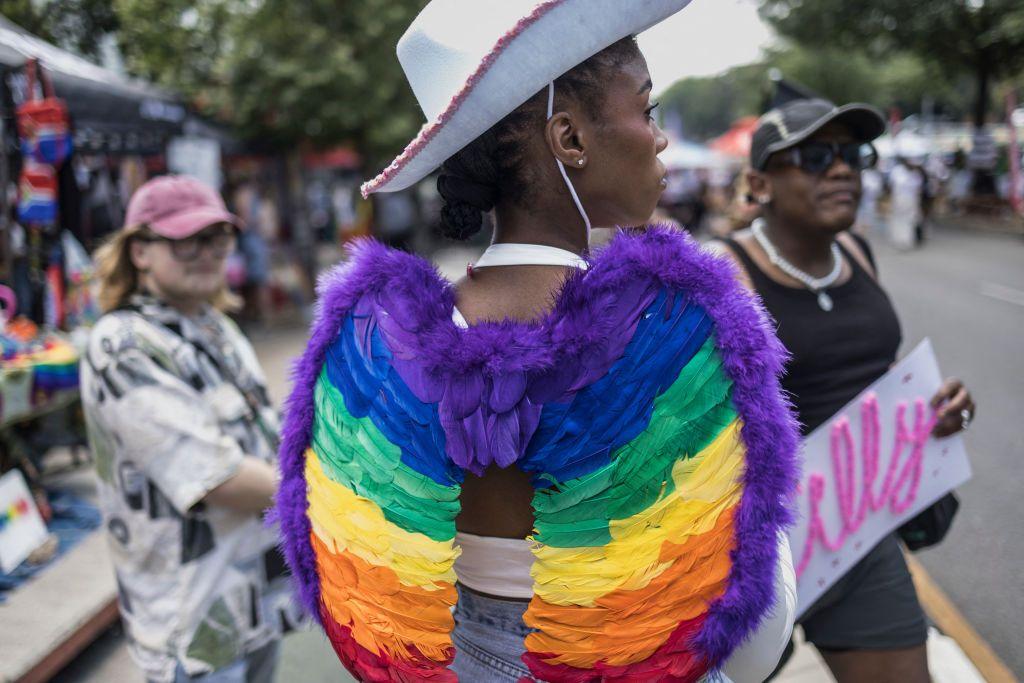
[125,175,243,239]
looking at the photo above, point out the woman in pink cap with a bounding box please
[80,175,302,683]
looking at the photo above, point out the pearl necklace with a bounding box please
[751,219,842,312]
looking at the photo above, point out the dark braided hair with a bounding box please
[437,37,642,240]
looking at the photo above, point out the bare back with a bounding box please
[453,264,577,538]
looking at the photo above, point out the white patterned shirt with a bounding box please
[80,295,300,682]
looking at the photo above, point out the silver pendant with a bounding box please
[817,291,833,312]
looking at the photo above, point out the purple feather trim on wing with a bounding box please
[594,227,801,667]
[274,229,799,669]
[273,242,457,620]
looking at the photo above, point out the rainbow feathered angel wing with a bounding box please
[275,227,799,682]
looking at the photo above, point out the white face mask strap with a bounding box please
[547,82,591,242]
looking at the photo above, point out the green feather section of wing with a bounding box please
[311,372,459,542]
[532,338,738,548]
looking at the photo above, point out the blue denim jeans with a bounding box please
[451,586,533,681]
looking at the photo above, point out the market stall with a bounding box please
[0,18,196,675]
[709,115,759,160]
[0,17,188,525]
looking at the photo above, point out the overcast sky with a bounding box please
[637,0,776,94]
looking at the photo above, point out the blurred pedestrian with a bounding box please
[914,159,933,245]
[855,165,883,234]
[948,149,972,214]
[82,176,299,683]
[231,180,272,324]
[373,188,419,250]
[714,99,976,683]
[888,157,923,250]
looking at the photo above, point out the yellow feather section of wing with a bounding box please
[530,420,745,607]
[305,449,460,590]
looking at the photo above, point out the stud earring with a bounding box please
[577,158,585,166]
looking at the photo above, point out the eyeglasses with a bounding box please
[137,227,237,262]
[771,141,878,175]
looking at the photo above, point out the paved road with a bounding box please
[869,221,1024,677]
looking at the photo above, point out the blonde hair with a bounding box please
[94,224,241,313]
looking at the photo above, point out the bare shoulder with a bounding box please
[705,228,754,252]
[704,230,755,292]
[835,231,876,278]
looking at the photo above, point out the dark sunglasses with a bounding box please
[137,226,236,262]
[771,141,878,175]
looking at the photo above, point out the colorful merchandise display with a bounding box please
[60,231,99,330]
[0,319,79,427]
[276,228,799,682]
[16,161,59,226]
[0,497,30,530]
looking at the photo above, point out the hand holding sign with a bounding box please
[789,339,972,616]
[930,377,977,438]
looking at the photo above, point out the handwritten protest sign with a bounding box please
[790,339,971,616]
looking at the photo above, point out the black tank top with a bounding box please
[719,234,903,435]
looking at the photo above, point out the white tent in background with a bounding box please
[661,139,733,171]
[875,132,931,162]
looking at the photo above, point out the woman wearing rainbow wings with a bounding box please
[276,1,801,680]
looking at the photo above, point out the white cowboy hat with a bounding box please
[361,0,693,197]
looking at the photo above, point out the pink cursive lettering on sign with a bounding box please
[796,393,939,578]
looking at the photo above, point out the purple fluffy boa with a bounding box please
[274,225,800,669]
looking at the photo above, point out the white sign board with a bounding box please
[789,339,971,616]
[167,136,223,191]
[0,469,49,573]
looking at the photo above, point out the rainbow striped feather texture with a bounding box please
[276,227,799,682]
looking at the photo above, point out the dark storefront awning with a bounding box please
[0,16,185,155]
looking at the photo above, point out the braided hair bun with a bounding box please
[434,37,640,241]
[437,174,498,240]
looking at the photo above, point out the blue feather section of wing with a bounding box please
[323,312,463,486]
[521,290,713,484]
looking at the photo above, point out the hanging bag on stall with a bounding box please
[16,58,72,167]
[17,161,58,226]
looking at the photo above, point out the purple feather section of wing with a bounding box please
[440,372,486,420]
[489,372,528,413]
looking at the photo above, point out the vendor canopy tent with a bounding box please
[709,116,759,160]
[0,16,184,155]
[874,132,932,161]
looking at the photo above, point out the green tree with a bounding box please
[767,45,973,119]
[658,44,972,143]
[659,63,767,140]
[115,0,428,167]
[757,0,1024,128]
[0,0,120,59]
[114,0,235,102]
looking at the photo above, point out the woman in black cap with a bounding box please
[713,99,976,683]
